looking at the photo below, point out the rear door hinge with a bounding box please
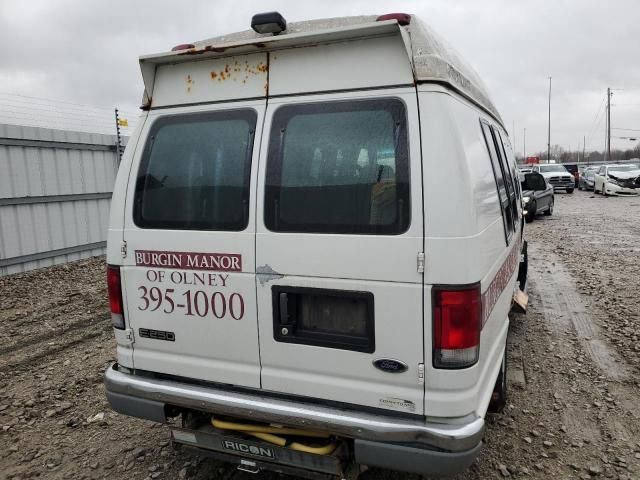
[418,363,425,385]
[417,252,425,273]
[120,241,127,258]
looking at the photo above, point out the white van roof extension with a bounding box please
[139,14,503,126]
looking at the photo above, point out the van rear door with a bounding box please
[120,102,263,388]
[255,89,425,414]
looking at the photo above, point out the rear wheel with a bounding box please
[516,241,528,291]
[489,350,508,413]
[566,188,574,194]
[544,198,554,215]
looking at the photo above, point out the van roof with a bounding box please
[139,14,502,126]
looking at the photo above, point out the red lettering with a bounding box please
[229,293,244,320]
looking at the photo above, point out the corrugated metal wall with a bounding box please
[0,123,123,276]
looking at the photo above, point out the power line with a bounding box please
[0,104,120,124]
[0,99,138,120]
[612,127,640,132]
[586,95,606,138]
[0,91,137,115]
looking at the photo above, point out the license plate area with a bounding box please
[272,286,375,353]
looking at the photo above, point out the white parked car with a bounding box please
[594,164,640,196]
[531,164,575,193]
[104,12,527,478]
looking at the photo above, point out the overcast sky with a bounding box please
[1,0,639,155]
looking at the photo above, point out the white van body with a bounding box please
[105,14,524,477]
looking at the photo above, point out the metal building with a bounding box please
[0,123,122,276]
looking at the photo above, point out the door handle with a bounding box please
[279,292,289,325]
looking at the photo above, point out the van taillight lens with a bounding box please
[107,265,125,330]
[433,284,481,369]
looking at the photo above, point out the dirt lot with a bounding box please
[1,190,639,480]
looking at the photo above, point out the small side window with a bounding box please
[481,121,514,244]
[496,131,521,225]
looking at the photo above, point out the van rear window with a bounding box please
[264,99,410,234]
[134,110,256,230]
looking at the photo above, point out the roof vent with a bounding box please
[251,11,287,35]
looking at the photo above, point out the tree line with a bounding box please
[517,142,640,163]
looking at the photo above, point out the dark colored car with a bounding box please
[521,172,554,223]
[563,163,580,187]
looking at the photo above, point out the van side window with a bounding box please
[264,99,410,234]
[495,131,521,225]
[133,110,256,231]
[481,121,514,243]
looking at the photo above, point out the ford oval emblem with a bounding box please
[373,358,408,373]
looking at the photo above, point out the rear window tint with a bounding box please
[134,110,256,230]
[264,99,410,234]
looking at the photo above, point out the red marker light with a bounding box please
[376,13,412,26]
[171,43,195,52]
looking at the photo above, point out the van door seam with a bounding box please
[414,85,427,409]
[253,51,271,388]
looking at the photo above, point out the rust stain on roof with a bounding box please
[208,60,268,83]
[178,44,228,55]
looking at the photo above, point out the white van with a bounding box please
[104,12,526,478]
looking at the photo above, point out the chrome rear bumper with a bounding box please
[104,363,484,452]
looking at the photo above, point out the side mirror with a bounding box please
[523,172,547,191]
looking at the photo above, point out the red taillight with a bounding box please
[107,265,125,329]
[171,43,195,51]
[376,13,412,26]
[433,284,481,369]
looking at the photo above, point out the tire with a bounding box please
[566,188,574,194]
[544,198,554,215]
[516,241,528,291]
[524,200,536,223]
[602,183,608,196]
[488,350,508,413]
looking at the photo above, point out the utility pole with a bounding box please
[582,135,585,163]
[547,76,552,162]
[523,127,526,161]
[606,87,611,162]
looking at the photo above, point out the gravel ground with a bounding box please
[1,189,639,480]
